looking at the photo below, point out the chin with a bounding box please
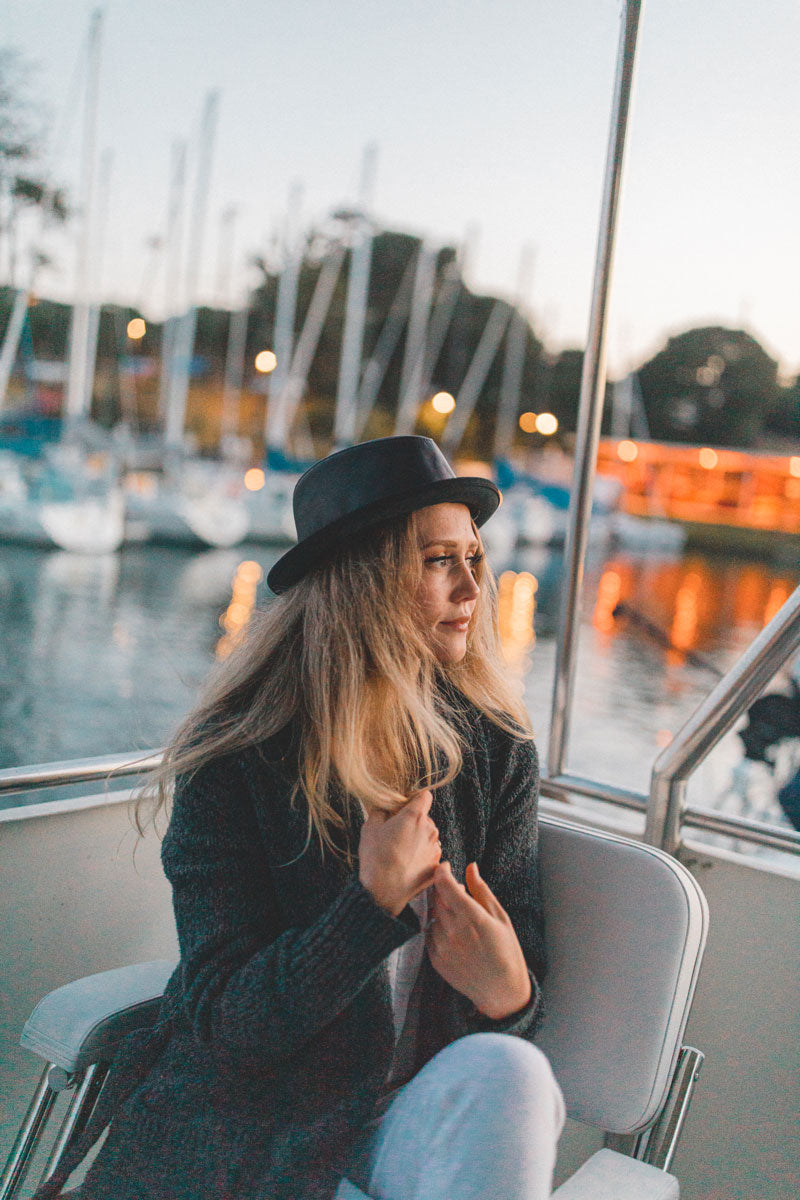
[433,636,469,665]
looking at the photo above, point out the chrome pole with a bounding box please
[41,1063,108,1183]
[547,0,645,777]
[0,750,162,798]
[646,585,800,853]
[0,1064,58,1200]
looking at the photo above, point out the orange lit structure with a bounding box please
[597,439,800,537]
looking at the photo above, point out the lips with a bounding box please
[441,618,470,632]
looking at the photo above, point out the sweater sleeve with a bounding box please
[468,728,546,1039]
[160,752,417,1067]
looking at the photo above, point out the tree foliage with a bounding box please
[0,47,69,286]
[637,326,781,448]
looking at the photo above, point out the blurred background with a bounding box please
[1,1,798,856]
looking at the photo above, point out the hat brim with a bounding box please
[267,475,500,594]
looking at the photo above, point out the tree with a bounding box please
[0,47,69,286]
[637,326,780,448]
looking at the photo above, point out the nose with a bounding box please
[452,559,480,602]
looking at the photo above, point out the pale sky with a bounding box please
[4,0,800,378]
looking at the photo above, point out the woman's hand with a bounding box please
[426,860,532,1020]
[358,789,442,917]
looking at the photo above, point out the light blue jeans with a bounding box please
[335,1032,566,1200]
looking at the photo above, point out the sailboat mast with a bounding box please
[85,148,113,411]
[440,299,512,459]
[266,242,346,454]
[333,144,377,448]
[0,289,28,411]
[219,208,247,445]
[63,7,103,434]
[494,245,534,460]
[394,242,437,435]
[265,182,303,449]
[157,140,187,424]
[353,253,416,437]
[165,91,220,453]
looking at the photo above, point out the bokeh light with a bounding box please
[127,317,146,339]
[518,412,538,433]
[497,570,538,667]
[698,447,718,469]
[535,412,558,435]
[431,391,456,414]
[244,468,266,491]
[255,350,277,374]
[216,561,264,659]
[790,457,800,478]
[617,439,638,463]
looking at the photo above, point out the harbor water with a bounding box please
[1,540,798,851]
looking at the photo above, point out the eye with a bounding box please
[424,555,454,567]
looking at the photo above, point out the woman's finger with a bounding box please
[465,862,505,919]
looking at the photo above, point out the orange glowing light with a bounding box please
[497,570,537,665]
[255,350,277,374]
[127,317,146,339]
[764,584,791,626]
[593,570,622,633]
[431,391,456,414]
[698,447,718,470]
[237,560,263,583]
[670,571,702,651]
[535,412,558,436]
[518,412,538,433]
[217,561,262,659]
[244,468,266,491]
[617,440,638,463]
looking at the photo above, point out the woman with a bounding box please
[43,435,564,1200]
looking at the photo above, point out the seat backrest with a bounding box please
[535,814,708,1134]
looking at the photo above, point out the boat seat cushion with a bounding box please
[552,1149,679,1199]
[20,960,176,1073]
[535,817,707,1133]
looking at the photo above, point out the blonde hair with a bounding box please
[135,509,532,856]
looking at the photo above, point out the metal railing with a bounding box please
[0,751,163,798]
[646,584,800,853]
[548,0,644,778]
[3,739,800,858]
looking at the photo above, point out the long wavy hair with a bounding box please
[135,508,532,855]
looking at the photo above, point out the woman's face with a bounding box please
[414,503,482,664]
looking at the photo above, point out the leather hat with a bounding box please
[267,436,500,593]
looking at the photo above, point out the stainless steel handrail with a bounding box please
[3,750,799,857]
[540,773,800,856]
[548,0,645,777]
[645,585,800,854]
[0,751,163,798]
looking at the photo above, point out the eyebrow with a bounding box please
[422,539,480,550]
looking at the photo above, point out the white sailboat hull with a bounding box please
[124,490,249,548]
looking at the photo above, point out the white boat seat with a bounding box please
[19,960,176,1074]
[1,814,708,1200]
[552,1148,680,1199]
[536,816,708,1133]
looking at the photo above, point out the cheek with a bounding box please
[415,576,445,621]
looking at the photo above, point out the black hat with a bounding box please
[267,436,500,593]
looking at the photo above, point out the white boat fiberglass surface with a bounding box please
[242,470,298,544]
[0,451,125,554]
[122,461,250,548]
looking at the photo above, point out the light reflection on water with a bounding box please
[0,542,797,826]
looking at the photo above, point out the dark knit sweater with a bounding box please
[47,695,545,1200]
